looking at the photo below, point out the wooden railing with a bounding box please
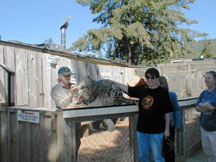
[177,98,200,161]
[0,97,200,162]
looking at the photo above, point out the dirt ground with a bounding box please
[77,118,133,162]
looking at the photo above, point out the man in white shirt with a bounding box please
[51,66,81,159]
[51,66,79,108]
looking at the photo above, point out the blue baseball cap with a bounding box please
[58,67,72,75]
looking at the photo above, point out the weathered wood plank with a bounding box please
[63,119,73,162]
[0,45,5,66]
[43,112,57,162]
[39,111,46,162]
[25,122,31,162]
[18,121,27,162]
[97,64,111,80]
[70,59,79,84]
[4,46,15,71]
[56,111,64,162]
[88,63,99,80]
[125,67,136,84]
[42,54,53,107]
[0,109,8,162]
[77,61,88,83]
[27,51,38,106]
[15,49,29,105]
[10,110,20,162]
[0,70,6,104]
[35,52,43,107]
[30,122,41,162]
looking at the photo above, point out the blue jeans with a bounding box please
[136,131,164,162]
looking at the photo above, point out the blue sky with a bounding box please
[0,0,216,49]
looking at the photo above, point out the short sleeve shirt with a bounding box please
[196,88,216,131]
[128,85,173,133]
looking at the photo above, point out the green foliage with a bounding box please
[72,0,206,65]
[201,40,215,58]
[191,38,216,57]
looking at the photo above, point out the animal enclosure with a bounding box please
[1,105,139,162]
[0,40,206,162]
[0,98,199,162]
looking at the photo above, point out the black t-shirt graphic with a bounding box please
[128,85,173,133]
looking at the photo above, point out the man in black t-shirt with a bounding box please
[128,83,173,134]
[110,68,173,162]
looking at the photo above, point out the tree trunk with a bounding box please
[128,45,132,65]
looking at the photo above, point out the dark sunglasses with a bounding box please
[146,76,156,80]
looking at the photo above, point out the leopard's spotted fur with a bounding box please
[78,78,136,106]
[77,78,137,132]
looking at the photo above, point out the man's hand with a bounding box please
[164,129,170,139]
[71,85,79,96]
[196,106,205,112]
[78,95,83,103]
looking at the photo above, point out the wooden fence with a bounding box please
[0,41,135,108]
[1,40,216,109]
[0,41,204,162]
[0,98,199,162]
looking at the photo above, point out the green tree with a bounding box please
[201,40,214,58]
[72,0,206,65]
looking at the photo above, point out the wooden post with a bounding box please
[129,115,139,162]
[71,120,77,162]
[56,110,64,162]
[0,107,8,162]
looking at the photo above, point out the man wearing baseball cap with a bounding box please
[51,66,78,108]
[51,66,81,159]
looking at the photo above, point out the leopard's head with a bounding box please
[78,77,98,105]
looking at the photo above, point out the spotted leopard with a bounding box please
[77,77,137,132]
[78,78,135,106]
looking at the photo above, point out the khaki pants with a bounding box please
[201,127,216,162]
